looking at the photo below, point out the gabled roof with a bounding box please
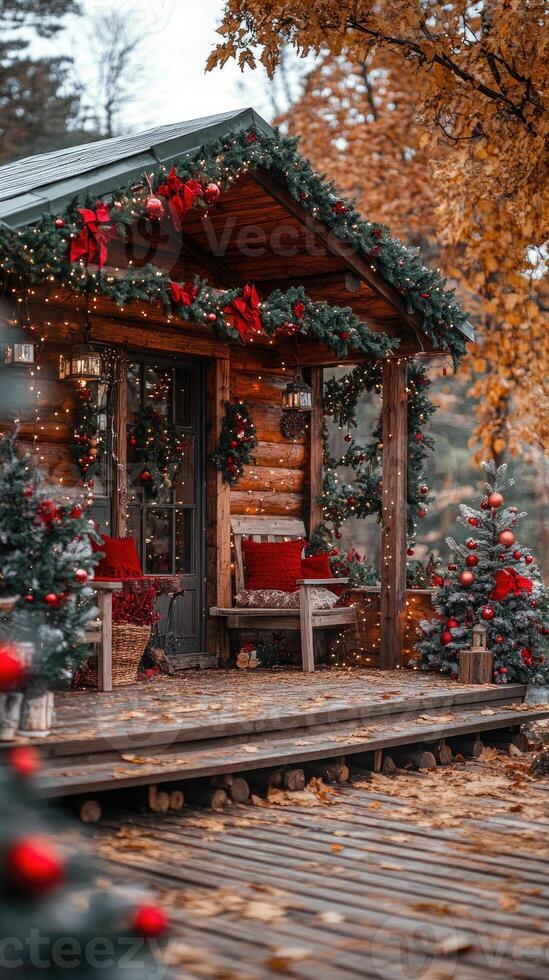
[0,108,273,228]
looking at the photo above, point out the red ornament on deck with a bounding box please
[144,195,165,220]
[204,182,221,205]
[54,217,66,229]
[498,530,515,548]
[487,492,504,509]
[332,200,347,215]
[459,570,475,586]
[434,575,444,587]
[508,506,518,514]
[23,594,34,603]
[480,499,490,510]
[133,904,168,938]
[23,486,33,498]
[414,433,424,443]
[495,635,504,644]
[465,555,478,567]
[481,606,495,621]
[139,469,152,483]
[419,485,429,495]
[418,509,427,518]
[6,835,64,892]
[344,434,352,443]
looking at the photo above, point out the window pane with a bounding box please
[175,434,195,505]
[127,363,141,417]
[175,368,194,426]
[175,509,193,574]
[145,366,171,416]
[145,508,172,573]
[127,507,141,557]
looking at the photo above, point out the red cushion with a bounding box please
[92,535,143,580]
[301,553,333,580]
[243,538,305,592]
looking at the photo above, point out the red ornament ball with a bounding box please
[419,485,429,495]
[487,492,504,509]
[467,517,480,527]
[481,606,495,621]
[129,435,137,447]
[525,555,533,565]
[9,746,40,778]
[459,570,475,586]
[54,218,66,229]
[23,594,34,604]
[447,563,457,572]
[70,505,83,519]
[480,499,490,510]
[446,618,459,629]
[421,292,430,299]
[512,550,522,560]
[344,433,352,443]
[441,630,453,645]
[74,569,88,584]
[335,531,342,540]
[139,470,152,483]
[495,635,504,644]
[246,131,257,143]
[418,509,427,519]
[508,506,518,514]
[44,593,59,606]
[144,195,164,220]
[530,599,538,608]
[206,312,217,323]
[500,667,508,674]
[414,433,424,443]
[498,530,515,548]
[133,904,168,938]
[338,331,350,341]
[520,648,533,667]
[466,539,478,550]
[332,200,347,215]
[434,575,444,587]
[23,486,33,498]
[465,554,479,567]
[0,645,23,692]
[6,835,64,892]
[406,548,415,556]
[204,182,221,205]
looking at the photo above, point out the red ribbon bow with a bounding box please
[69,202,116,267]
[170,281,197,307]
[222,284,262,340]
[491,567,533,602]
[157,168,203,230]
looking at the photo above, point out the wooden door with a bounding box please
[126,356,205,660]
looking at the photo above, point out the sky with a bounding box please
[45,0,290,132]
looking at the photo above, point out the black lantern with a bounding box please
[3,343,35,366]
[281,368,313,412]
[59,345,103,384]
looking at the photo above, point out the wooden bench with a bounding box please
[210,517,357,672]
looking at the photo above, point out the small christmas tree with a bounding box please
[0,739,169,976]
[0,432,99,694]
[416,460,548,684]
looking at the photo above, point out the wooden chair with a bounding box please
[210,517,357,672]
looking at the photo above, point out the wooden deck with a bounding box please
[87,747,549,978]
[4,670,549,798]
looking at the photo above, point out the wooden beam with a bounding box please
[171,228,242,288]
[250,170,427,342]
[111,350,127,537]
[205,357,231,660]
[308,368,323,537]
[380,358,408,669]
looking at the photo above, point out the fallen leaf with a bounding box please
[435,935,474,956]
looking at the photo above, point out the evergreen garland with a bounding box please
[314,362,436,550]
[69,387,103,485]
[0,127,468,364]
[129,407,187,498]
[214,402,257,485]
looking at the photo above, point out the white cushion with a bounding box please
[235,588,338,610]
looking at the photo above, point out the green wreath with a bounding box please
[214,402,257,485]
[280,409,308,441]
[129,406,187,498]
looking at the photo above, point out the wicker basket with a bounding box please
[80,623,151,687]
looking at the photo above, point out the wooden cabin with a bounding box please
[0,108,471,671]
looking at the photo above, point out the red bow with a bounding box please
[491,567,533,602]
[170,281,197,307]
[157,168,203,230]
[222,284,262,340]
[69,202,116,267]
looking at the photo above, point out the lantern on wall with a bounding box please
[59,345,103,384]
[3,343,35,366]
[281,368,313,412]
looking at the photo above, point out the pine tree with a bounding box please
[0,742,168,977]
[416,461,548,685]
[0,432,99,694]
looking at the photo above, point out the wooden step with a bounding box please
[35,700,549,798]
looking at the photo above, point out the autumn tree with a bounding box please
[210,1,549,461]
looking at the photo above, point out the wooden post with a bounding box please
[380,358,408,669]
[205,358,231,660]
[308,367,324,537]
[112,350,127,537]
[97,588,112,693]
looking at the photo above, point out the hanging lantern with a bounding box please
[3,343,35,365]
[59,345,103,384]
[281,369,313,412]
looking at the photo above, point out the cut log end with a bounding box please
[282,768,306,792]
[148,785,171,813]
[79,800,102,824]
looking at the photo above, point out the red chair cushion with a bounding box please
[301,552,333,580]
[242,538,305,592]
[92,534,143,580]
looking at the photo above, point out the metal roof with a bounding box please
[0,108,274,228]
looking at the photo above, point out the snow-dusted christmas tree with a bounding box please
[416,460,548,684]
